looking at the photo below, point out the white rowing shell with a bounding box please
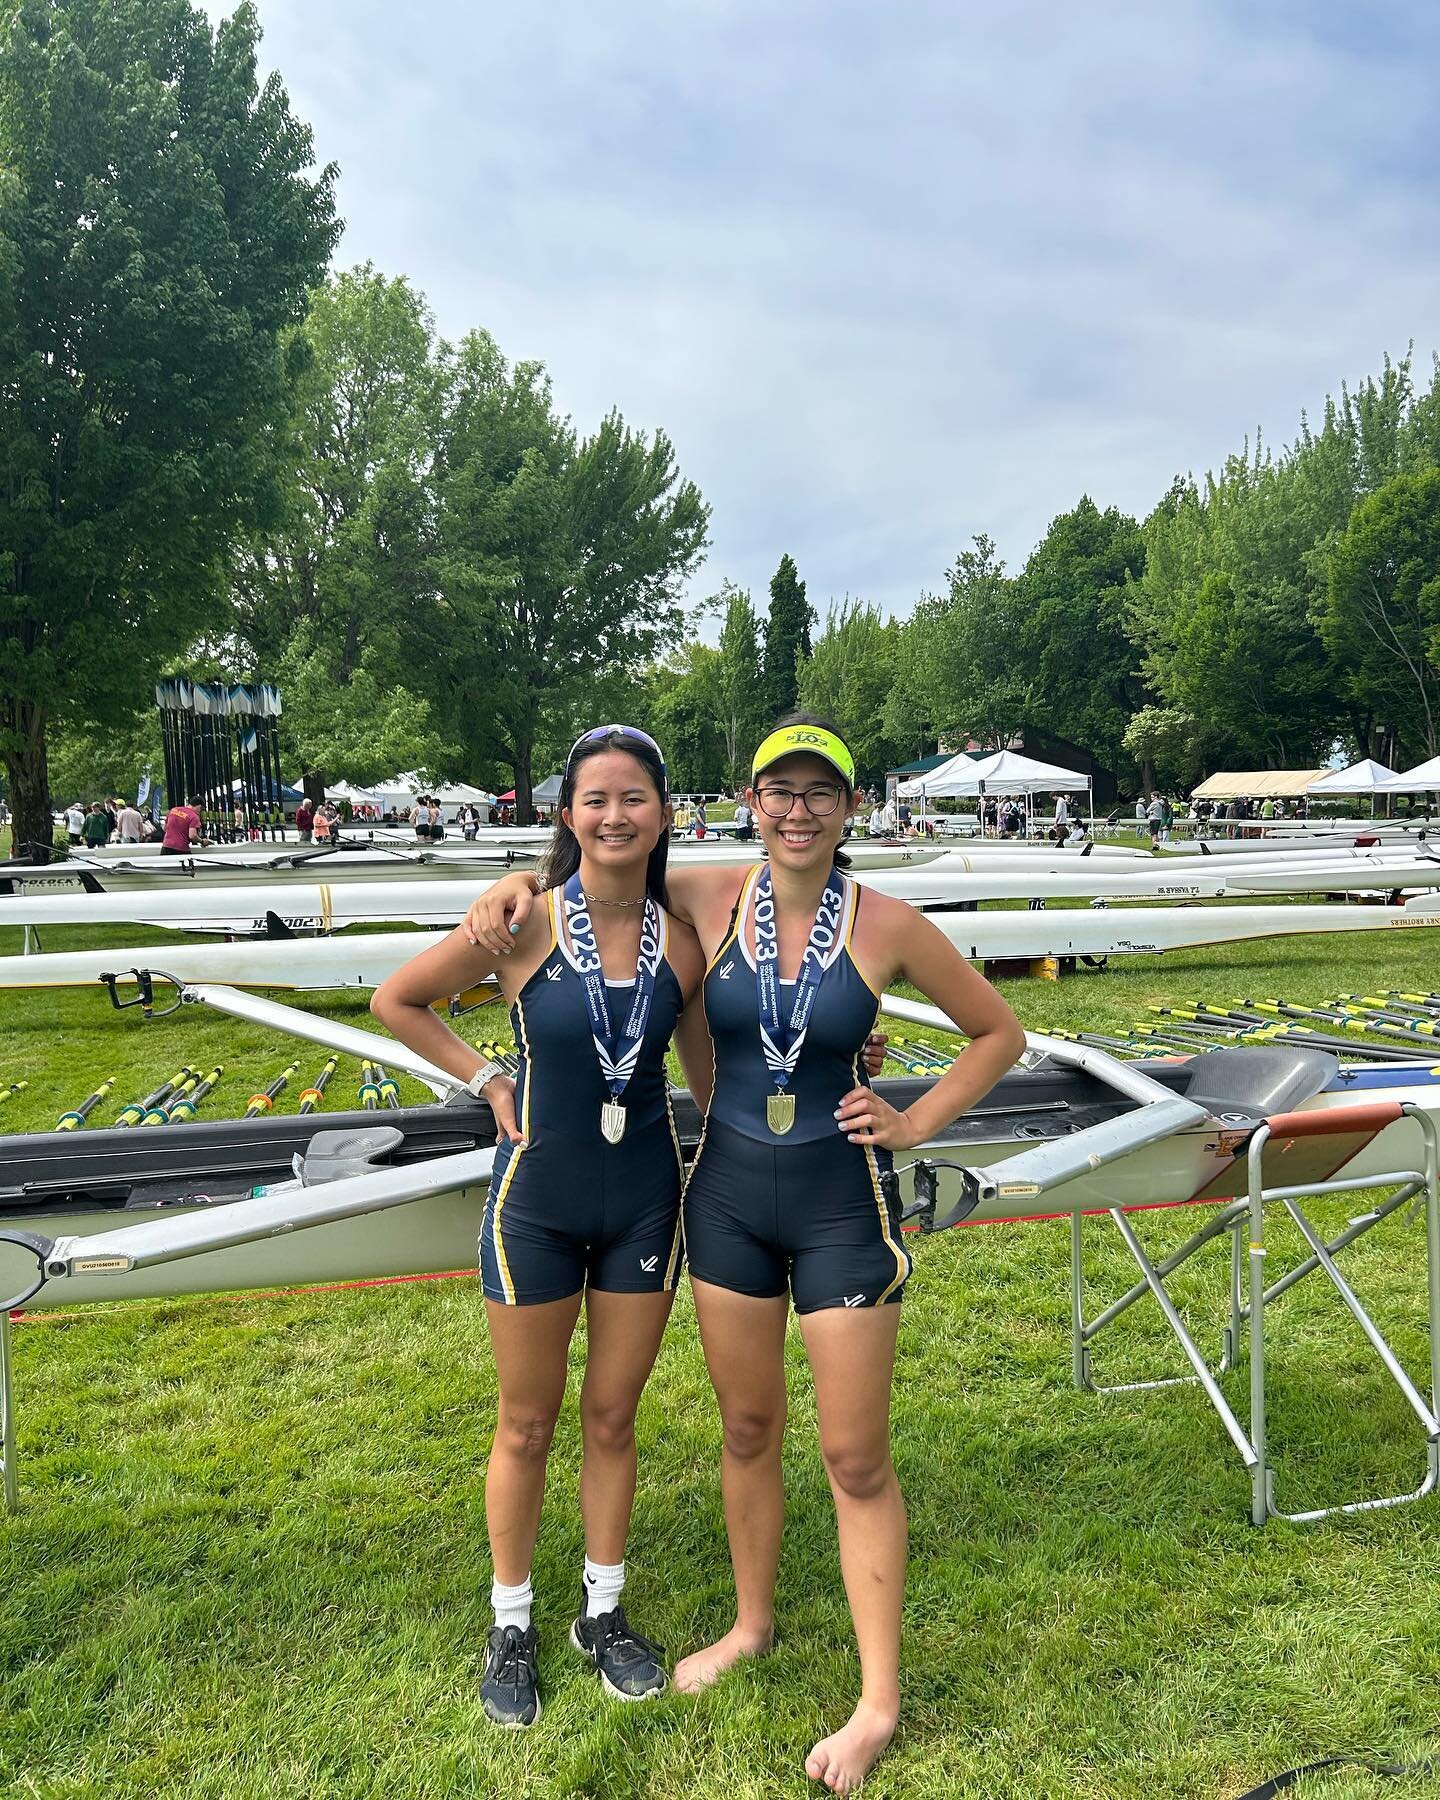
[4,900,1440,990]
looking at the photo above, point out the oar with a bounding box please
[881,1042,947,1074]
[1245,997,1440,1049]
[114,1065,196,1129]
[55,1077,116,1131]
[244,1061,300,1118]
[167,1064,224,1123]
[372,1061,402,1110]
[297,1055,339,1115]
[139,1072,199,1126]
[0,1080,28,1106]
[359,1059,381,1111]
[1335,988,1440,1011]
[1326,996,1440,1035]
[880,1035,952,1073]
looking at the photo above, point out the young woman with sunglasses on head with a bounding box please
[464,713,1025,1794]
[372,726,715,1727]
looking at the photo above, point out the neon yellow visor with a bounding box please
[751,725,856,789]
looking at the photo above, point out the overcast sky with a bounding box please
[211,0,1440,620]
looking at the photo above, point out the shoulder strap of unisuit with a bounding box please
[707,864,759,974]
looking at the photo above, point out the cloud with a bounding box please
[212,0,1440,615]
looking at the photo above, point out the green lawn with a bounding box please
[3,916,1440,1797]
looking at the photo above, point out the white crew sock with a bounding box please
[492,1573,534,1633]
[582,1556,625,1618]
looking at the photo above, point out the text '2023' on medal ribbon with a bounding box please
[753,863,848,1136]
[560,873,662,1144]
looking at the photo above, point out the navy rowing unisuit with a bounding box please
[480,889,685,1305]
[684,866,911,1313]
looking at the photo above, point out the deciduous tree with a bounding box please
[0,0,337,853]
[1321,468,1440,761]
[429,332,709,819]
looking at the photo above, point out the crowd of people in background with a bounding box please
[36,781,1329,858]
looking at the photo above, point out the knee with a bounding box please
[821,1439,893,1501]
[496,1406,559,1463]
[581,1394,637,1456]
[721,1405,783,1464]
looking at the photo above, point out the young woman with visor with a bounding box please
[464,713,1024,1793]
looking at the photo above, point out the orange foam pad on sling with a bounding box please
[1264,1101,1404,1139]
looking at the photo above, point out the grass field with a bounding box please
[3,899,1440,1797]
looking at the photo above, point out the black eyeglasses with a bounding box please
[755,783,845,819]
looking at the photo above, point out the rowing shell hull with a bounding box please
[10,852,1440,935]
[5,898,1440,991]
[5,1062,1437,1308]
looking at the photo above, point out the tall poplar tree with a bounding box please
[0,0,338,851]
[713,582,763,785]
[762,553,813,718]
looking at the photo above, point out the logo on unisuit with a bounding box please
[716,959,734,979]
[640,1255,659,1272]
[545,964,562,981]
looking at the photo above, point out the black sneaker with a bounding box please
[570,1596,668,1701]
[481,1623,541,1727]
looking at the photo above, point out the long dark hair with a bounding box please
[760,709,855,870]
[540,730,670,904]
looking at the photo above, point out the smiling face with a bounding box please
[561,749,670,872]
[748,752,857,871]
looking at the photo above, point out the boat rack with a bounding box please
[1066,1101,1440,1525]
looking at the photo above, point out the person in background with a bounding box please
[314,803,332,845]
[1054,793,1069,834]
[294,796,314,844]
[1145,792,1163,845]
[1159,793,1174,844]
[116,798,143,844]
[734,797,754,842]
[160,796,202,856]
[65,801,85,846]
[694,800,708,841]
[82,801,110,848]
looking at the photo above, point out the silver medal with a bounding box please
[601,1099,628,1144]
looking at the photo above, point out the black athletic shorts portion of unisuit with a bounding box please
[683,1118,909,1314]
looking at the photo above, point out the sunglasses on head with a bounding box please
[565,725,668,781]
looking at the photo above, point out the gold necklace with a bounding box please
[582,889,646,909]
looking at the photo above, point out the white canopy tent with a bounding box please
[1305,759,1397,795]
[897,749,1090,799]
[1379,755,1440,794]
[898,749,1093,835]
[1304,759,1398,819]
[326,780,389,808]
[365,774,499,814]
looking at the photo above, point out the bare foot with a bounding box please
[805,1700,899,1794]
[672,1624,773,1692]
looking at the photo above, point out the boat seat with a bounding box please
[1179,1045,1338,1123]
[295,1125,405,1186]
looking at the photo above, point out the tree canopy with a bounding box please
[0,0,337,846]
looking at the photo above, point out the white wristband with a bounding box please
[466,1060,505,1097]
